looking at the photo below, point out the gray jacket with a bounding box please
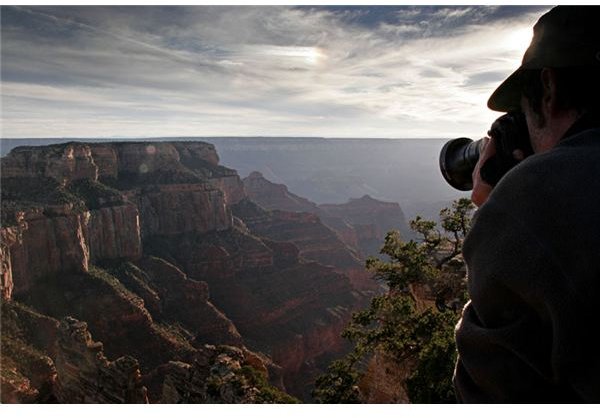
[453,127,600,402]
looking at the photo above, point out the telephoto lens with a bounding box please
[439,137,484,191]
[439,112,531,191]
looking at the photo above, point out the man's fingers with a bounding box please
[471,136,495,207]
[471,181,493,207]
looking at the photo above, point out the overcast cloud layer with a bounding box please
[1,5,550,138]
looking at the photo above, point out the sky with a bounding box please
[1,5,551,139]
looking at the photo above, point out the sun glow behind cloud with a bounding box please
[504,27,533,54]
[255,45,326,65]
[0,5,550,139]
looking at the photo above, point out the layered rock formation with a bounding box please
[319,194,410,256]
[143,223,366,398]
[242,171,410,258]
[232,199,362,271]
[243,171,319,213]
[131,184,230,238]
[86,205,142,263]
[1,140,373,402]
[119,256,243,347]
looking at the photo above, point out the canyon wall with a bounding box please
[1,140,376,402]
[7,207,91,296]
[242,171,410,258]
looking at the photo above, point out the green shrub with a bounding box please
[313,199,474,404]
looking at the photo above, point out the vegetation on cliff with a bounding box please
[67,178,124,209]
[0,176,125,227]
[1,177,86,226]
[313,198,474,403]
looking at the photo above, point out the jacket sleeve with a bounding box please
[453,203,581,403]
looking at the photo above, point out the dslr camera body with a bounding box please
[439,112,533,191]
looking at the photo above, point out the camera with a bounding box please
[439,112,533,191]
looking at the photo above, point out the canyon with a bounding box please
[0,140,408,403]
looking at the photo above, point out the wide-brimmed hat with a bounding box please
[488,6,600,112]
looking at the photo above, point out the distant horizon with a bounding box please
[0,134,464,218]
[1,135,448,140]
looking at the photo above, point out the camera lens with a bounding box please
[439,137,483,191]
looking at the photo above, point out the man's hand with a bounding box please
[471,137,528,207]
[471,137,495,207]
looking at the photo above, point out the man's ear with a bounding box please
[540,68,559,115]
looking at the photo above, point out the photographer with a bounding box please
[453,6,600,402]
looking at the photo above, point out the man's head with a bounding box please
[488,6,600,113]
[487,6,600,152]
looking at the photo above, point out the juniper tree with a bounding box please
[313,198,474,403]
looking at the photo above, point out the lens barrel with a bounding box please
[439,137,483,191]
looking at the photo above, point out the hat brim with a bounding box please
[487,67,525,112]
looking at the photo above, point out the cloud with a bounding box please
[1,5,551,138]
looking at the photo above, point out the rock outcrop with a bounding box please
[151,345,295,403]
[1,141,233,295]
[55,317,149,403]
[1,141,376,402]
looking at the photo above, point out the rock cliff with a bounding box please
[7,207,91,296]
[1,203,143,297]
[1,140,372,402]
[86,205,142,262]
